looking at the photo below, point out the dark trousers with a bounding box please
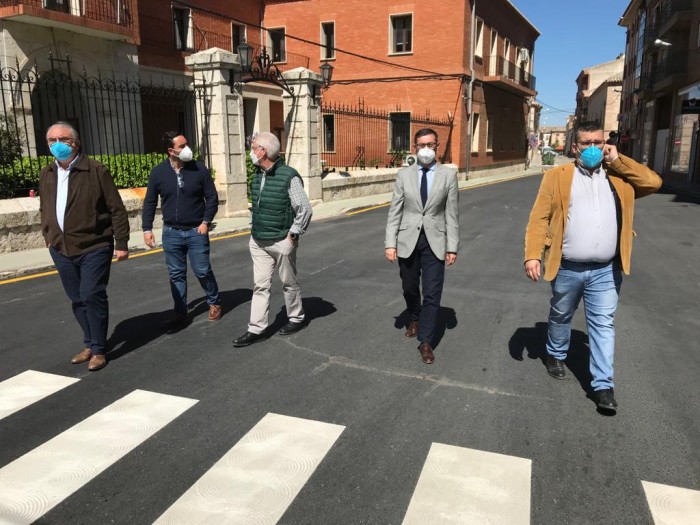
[398,232,445,345]
[49,245,113,355]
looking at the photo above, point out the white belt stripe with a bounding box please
[153,412,345,525]
[0,370,79,421]
[0,389,197,525]
[642,480,700,525]
[402,442,532,525]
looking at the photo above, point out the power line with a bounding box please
[174,1,452,78]
[536,99,575,114]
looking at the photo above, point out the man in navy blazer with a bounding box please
[385,128,459,364]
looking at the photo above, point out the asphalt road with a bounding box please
[1,175,698,524]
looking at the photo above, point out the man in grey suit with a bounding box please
[385,128,459,364]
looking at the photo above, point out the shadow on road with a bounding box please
[509,322,593,395]
[269,296,337,332]
[106,288,252,360]
[392,306,458,348]
[658,185,700,205]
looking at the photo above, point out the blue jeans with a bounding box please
[50,245,113,355]
[546,260,622,391]
[161,227,220,315]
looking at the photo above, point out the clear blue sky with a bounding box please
[513,0,630,128]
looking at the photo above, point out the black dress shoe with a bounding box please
[232,331,265,347]
[545,355,566,380]
[162,313,190,332]
[278,321,305,335]
[594,388,618,411]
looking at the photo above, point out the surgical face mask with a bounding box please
[178,145,193,162]
[49,141,74,162]
[416,147,436,166]
[579,145,604,170]
[250,149,260,166]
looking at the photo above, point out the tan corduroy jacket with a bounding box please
[524,154,662,281]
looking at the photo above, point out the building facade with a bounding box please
[263,0,539,173]
[619,0,700,186]
[0,0,540,179]
[574,55,625,130]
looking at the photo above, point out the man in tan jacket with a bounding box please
[524,121,661,412]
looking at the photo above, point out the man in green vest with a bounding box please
[233,132,313,347]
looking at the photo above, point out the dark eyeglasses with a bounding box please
[415,142,438,149]
[578,140,605,147]
[177,173,184,189]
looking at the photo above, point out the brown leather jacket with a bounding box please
[39,154,130,256]
[524,154,661,281]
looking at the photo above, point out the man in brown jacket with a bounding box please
[39,122,130,371]
[524,121,661,412]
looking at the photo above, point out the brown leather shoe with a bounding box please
[208,304,222,321]
[71,348,92,364]
[405,320,419,338]
[419,342,435,364]
[88,354,107,371]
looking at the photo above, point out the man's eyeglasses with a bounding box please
[177,173,184,189]
[578,140,605,147]
[415,142,438,149]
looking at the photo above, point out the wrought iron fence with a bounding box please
[320,100,453,170]
[0,55,207,198]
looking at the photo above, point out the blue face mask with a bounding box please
[50,141,74,161]
[579,145,604,169]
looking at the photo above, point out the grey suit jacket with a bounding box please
[385,163,459,260]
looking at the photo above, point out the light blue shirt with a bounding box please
[55,155,80,232]
[418,162,436,201]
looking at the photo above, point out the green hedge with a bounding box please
[0,153,168,199]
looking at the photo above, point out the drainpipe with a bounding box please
[465,0,475,178]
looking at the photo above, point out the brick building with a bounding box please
[263,0,539,173]
[619,0,700,187]
[0,0,539,174]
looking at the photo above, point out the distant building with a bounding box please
[539,126,566,151]
[619,0,700,188]
[574,55,625,128]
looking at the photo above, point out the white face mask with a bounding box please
[250,149,261,166]
[417,147,436,166]
[178,145,193,162]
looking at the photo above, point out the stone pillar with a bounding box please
[185,48,248,216]
[281,68,323,201]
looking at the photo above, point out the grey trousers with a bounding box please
[248,236,305,333]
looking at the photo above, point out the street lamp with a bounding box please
[237,41,253,69]
[320,62,334,89]
[654,38,672,47]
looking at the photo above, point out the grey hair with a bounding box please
[47,121,80,141]
[253,131,280,160]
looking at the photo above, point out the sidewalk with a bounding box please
[0,166,545,281]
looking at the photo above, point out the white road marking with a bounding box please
[0,389,197,525]
[403,442,531,525]
[642,480,700,525]
[153,412,345,525]
[0,370,79,421]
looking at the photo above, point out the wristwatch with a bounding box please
[289,232,299,241]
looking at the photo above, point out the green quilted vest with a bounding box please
[250,159,300,240]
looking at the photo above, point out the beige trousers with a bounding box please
[248,236,304,333]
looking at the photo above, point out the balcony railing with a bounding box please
[660,0,694,26]
[0,0,135,29]
[649,51,688,85]
[483,54,536,91]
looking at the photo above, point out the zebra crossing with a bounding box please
[0,370,698,525]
